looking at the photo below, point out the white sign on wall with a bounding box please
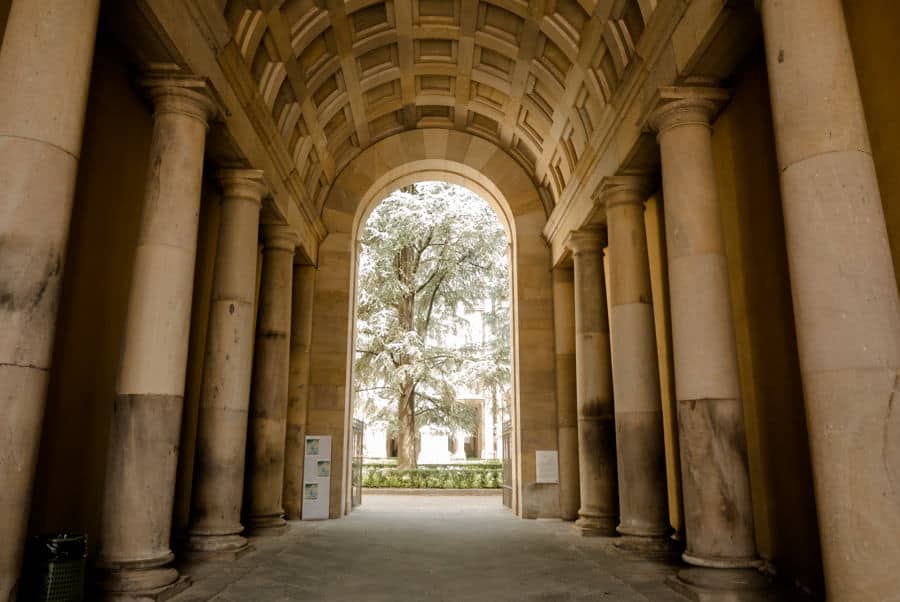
[535,450,559,484]
[302,435,332,520]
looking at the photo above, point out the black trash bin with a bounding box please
[22,533,87,601]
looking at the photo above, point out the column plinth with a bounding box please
[282,264,317,520]
[97,79,215,598]
[601,176,673,557]
[552,267,580,521]
[0,0,100,595]
[648,89,768,597]
[185,170,266,560]
[567,228,619,537]
[760,1,900,598]
[244,225,298,536]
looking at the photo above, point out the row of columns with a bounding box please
[555,1,900,599]
[90,79,317,597]
[0,4,319,594]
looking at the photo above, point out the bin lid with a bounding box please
[29,533,87,560]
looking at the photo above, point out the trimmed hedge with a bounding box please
[362,462,502,489]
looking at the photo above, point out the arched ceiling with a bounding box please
[220,0,658,214]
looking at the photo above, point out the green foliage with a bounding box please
[362,462,503,489]
[354,182,511,466]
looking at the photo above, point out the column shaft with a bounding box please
[603,178,671,554]
[552,267,580,521]
[0,1,100,595]
[568,229,618,536]
[650,93,759,569]
[761,1,900,598]
[244,227,297,535]
[283,264,317,520]
[97,82,214,596]
[186,170,265,558]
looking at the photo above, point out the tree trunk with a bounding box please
[490,385,498,458]
[397,382,417,469]
[396,240,418,469]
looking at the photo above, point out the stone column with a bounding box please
[0,1,100,596]
[185,170,266,559]
[760,2,900,598]
[552,267,580,521]
[648,88,765,594]
[97,78,215,597]
[244,225,297,536]
[283,263,317,520]
[602,176,671,555]
[567,228,618,536]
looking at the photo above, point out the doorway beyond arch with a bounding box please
[309,129,558,519]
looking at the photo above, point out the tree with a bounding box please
[354,182,510,469]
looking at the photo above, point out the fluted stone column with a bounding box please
[245,225,297,536]
[552,266,580,521]
[283,263,317,520]
[185,170,265,559]
[567,228,618,536]
[602,176,671,555]
[0,1,100,596]
[97,78,215,597]
[760,2,900,598]
[648,88,766,595]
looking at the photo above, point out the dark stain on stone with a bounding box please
[229,303,235,314]
[0,236,61,313]
[778,49,784,63]
[260,331,288,340]
[885,371,900,501]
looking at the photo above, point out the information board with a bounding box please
[302,435,332,520]
[535,450,559,484]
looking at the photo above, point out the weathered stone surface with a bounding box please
[282,264,316,520]
[761,1,900,597]
[186,170,265,558]
[552,266,580,521]
[98,80,215,598]
[603,177,672,555]
[650,90,761,588]
[0,1,100,595]
[568,228,619,536]
[244,226,296,536]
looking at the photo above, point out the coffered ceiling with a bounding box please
[220,0,658,214]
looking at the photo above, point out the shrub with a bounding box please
[361,463,503,489]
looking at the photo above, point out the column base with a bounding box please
[98,572,191,602]
[244,514,288,537]
[614,534,677,559]
[667,567,773,602]
[182,533,252,562]
[575,514,618,537]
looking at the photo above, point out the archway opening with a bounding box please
[350,181,514,512]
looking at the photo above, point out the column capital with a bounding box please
[565,227,607,254]
[261,224,299,252]
[139,74,220,126]
[597,175,656,212]
[642,87,730,136]
[215,169,267,206]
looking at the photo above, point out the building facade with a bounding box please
[1,0,899,600]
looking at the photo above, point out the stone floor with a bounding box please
[173,494,688,601]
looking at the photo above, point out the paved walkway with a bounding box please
[173,494,687,601]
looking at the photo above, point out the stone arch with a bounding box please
[309,129,558,519]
